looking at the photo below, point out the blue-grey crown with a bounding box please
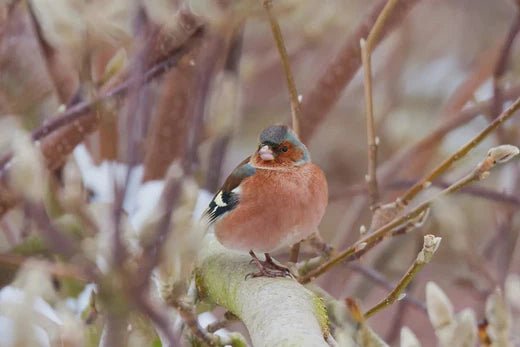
[259,125,289,145]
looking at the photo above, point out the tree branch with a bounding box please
[364,234,441,318]
[299,143,520,284]
[399,96,520,207]
[359,0,402,210]
[261,0,301,136]
[196,234,331,347]
[299,0,421,142]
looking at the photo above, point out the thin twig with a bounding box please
[299,0,421,142]
[361,0,414,210]
[329,83,520,204]
[399,96,520,206]
[491,8,520,118]
[360,39,380,209]
[261,0,301,135]
[364,234,441,318]
[0,30,205,218]
[349,263,426,312]
[331,179,520,206]
[373,44,503,188]
[395,180,520,205]
[30,30,204,143]
[299,142,520,284]
[170,300,219,347]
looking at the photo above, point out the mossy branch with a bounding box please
[196,234,332,347]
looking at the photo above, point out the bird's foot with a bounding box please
[246,251,293,279]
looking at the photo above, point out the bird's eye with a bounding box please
[281,146,288,153]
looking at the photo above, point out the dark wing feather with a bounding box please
[204,157,255,224]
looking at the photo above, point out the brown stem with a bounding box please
[400,96,520,206]
[364,234,440,318]
[361,39,380,210]
[261,0,301,135]
[491,9,520,119]
[349,263,426,312]
[299,0,421,142]
[0,30,206,219]
[299,140,520,284]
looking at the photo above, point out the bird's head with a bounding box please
[252,125,310,168]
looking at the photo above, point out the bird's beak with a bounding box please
[259,145,275,161]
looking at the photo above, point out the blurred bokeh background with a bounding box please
[0,0,519,346]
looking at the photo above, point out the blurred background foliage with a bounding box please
[0,0,519,346]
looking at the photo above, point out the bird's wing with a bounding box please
[204,156,255,224]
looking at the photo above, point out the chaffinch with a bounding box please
[204,125,328,277]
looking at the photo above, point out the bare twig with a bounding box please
[386,180,520,206]
[30,30,204,143]
[376,44,502,186]
[364,234,441,318]
[329,82,520,204]
[491,8,520,118]
[360,39,379,209]
[331,179,520,206]
[400,97,520,206]
[349,263,426,312]
[0,30,205,218]
[170,299,219,347]
[299,142,520,284]
[360,0,408,211]
[359,0,403,209]
[299,0,421,142]
[260,0,301,135]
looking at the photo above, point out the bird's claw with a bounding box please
[245,251,293,279]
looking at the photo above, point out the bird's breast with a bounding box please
[214,163,328,253]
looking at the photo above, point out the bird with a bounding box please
[204,124,328,277]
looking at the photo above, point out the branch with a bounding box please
[359,0,401,209]
[299,0,421,142]
[348,263,426,312]
[399,96,520,207]
[299,143,520,284]
[196,234,331,347]
[360,38,379,209]
[364,234,441,318]
[261,0,301,135]
[491,7,520,118]
[0,30,206,218]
